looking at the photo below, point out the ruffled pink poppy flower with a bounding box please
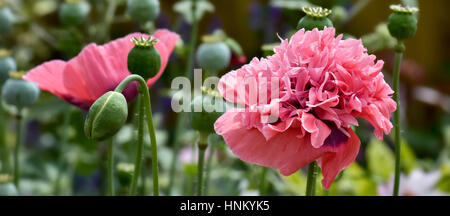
[23,29,179,110]
[214,27,396,189]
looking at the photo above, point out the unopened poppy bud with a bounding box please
[196,34,231,72]
[1,72,40,109]
[84,91,128,141]
[127,0,160,23]
[0,3,14,33]
[0,174,18,196]
[297,6,333,31]
[190,92,227,135]
[0,49,16,85]
[387,5,418,40]
[117,163,135,187]
[128,36,161,80]
[59,0,90,26]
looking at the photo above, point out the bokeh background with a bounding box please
[0,0,449,196]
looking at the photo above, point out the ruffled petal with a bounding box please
[318,128,361,189]
[215,109,326,176]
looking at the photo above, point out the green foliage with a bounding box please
[367,138,395,182]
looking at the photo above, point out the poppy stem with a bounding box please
[185,0,199,79]
[115,75,159,196]
[197,132,208,196]
[305,161,318,196]
[0,95,11,173]
[393,42,405,196]
[107,137,115,196]
[259,167,268,196]
[13,110,22,191]
[204,142,215,195]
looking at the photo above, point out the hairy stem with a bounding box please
[305,161,318,196]
[393,42,405,196]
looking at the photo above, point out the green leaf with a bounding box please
[400,139,417,174]
[173,0,214,24]
[366,138,395,181]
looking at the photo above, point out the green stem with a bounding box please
[107,138,115,196]
[203,142,215,195]
[185,0,199,79]
[305,161,318,196]
[259,167,268,196]
[167,114,185,195]
[393,42,405,196]
[0,95,11,173]
[129,94,145,195]
[115,75,159,196]
[13,110,22,190]
[54,107,71,195]
[197,132,208,196]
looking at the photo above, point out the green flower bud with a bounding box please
[0,5,14,33]
[0,50,16,86]
[84,91,128,141]
[0,174,18,196]
[190,91,227,135]
[1,72,40,109]
[127,0,160,23]
[117,163,134,187]
[387,5,419,40]
[59,0,90,26]
[297,7,333,31]
[127,37,161,80]
[196,38,231,72]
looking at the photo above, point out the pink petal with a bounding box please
[301,112,331,148]
[23,60,69,99]
[215,109,326,175]
[318,128,361,189]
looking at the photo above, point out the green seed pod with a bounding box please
[127,0,160,23]
[0,50,17,86]
[127,37,161,80]
[387,5,419,41]
[0,5,14,33]
[297,7,333,31]
[196,41,231,72]
[59,0,90,26]
[1,72,40,109]
[84,91,128,141]
[190,92,227,135]
[117,163,135,187]
[0,174,17,196]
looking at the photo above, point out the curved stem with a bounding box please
[305,161,318,196]
[197,132,208,196]
[115,75,159,196]
[107,138,115,196]
[0,95,11,173]
[14,110,22,190]
[393,42,404,196]
[259,167,268,196]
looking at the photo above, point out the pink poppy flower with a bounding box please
[23,29,179,110]
[214,27,396,189]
